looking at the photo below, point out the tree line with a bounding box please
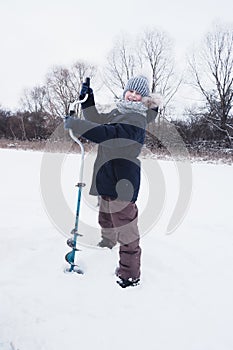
[0,22,233,150]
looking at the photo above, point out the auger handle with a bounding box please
[69,77,90,115]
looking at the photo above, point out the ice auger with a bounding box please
[64,77,90,274]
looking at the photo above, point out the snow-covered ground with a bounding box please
[0,148,233,350]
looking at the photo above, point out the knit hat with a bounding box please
[123,75,150,97]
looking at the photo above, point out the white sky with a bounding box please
[0,0,233,110]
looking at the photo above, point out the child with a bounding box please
[64,76,159,288]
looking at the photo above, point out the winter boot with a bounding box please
[116,277,140,288]
[97,237,116,249]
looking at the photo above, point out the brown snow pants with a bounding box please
[98,196,141,280]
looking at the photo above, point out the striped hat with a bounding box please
[123,75,150,97]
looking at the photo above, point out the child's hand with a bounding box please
[79,82,93,101]
[64,116,74,130]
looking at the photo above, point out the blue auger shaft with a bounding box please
[65,77,90,273]
[65,133,85,272]
[74,183,83,233]
[68,185,83,272]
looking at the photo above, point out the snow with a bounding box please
[0,148,233,350]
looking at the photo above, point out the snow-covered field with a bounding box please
[0,148,233,350]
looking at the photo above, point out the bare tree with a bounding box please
[20,85,47,113]
[188,23,233,146]
[45,60,97,118]
[103,35,137,97]
[138,28,182,114]
[103,29,181,116]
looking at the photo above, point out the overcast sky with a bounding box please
[0,0,233,110]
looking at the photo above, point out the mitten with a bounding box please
[79,82,95,109]
[64,116,75,130]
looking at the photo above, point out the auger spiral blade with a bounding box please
[64,251,84,274]
[67,238,82,249]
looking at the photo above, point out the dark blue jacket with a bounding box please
[67,105,157,202]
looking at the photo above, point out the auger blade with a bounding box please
[64,265,84,274]
[65,251,75,265]
[66,239,82,251]
[71,228,83,236]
